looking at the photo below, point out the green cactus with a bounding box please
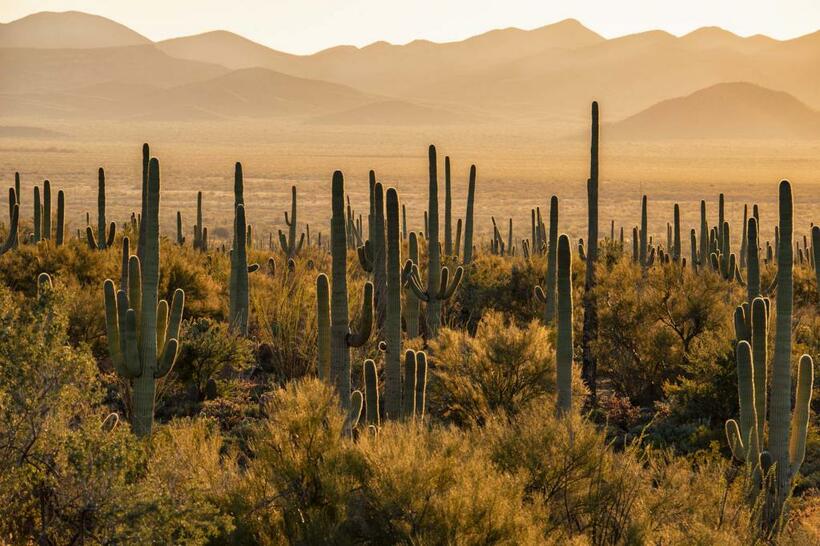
[55,190,64,246]
[534,196,558,323]
[364,358,380,426]
[740,204,749,268]
[400,349,428,420]
[176,211,185,245]
[404,232,421,338]
[812,226,819,294]
[403,145,464,337]
[690,229,698,272]
[1,187,18,255]
[316,274,330,380]
[229,203,258,335]
[87,168,116,250]
[581,101,599,397]
[444,155,452,255]
[33,185,41,243]
[279,185,305,258]
[42,180,51,241]
[193,191,206,251]
[726,181,814,531]
[317,171,374,409]
[103,156,184,437]
[556,234,573,414]
[673,203,681,262]
[383,187,402,419]
[639,195,649,267]
[462,165,476,264]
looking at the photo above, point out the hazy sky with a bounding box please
[2,0,818,53]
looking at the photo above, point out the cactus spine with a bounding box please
[87,168,116,250]
[319,171,374,409]
[556,234,573,414]
[279,185,304,258]
[103,156,184,437]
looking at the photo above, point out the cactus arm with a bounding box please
[789,354,814,476]
[346,281,373,348]
[406,265,430,303]
[316,274,331,381]
[86,226,98,250]
[344,390,363,435]
[437,266,464,301]
[103,279,128,376]
[0,202,17,255]
[248,264,259,273]
[156,299,168,358]
[415,351,428,419]
[403,350,417,419]
[166,289,184,343]
[725,419,748,462]
[155,338,178,379]
[534,285,547,303]
[364,359,380,426]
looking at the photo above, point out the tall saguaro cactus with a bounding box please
[103,156,184,437]
[726,181,814,531]
[87,168,116,250]
[404,232,421,338]
[462,165,476,264]
[556,234,573,414]
[444,156,453,255]
[383,187,402,419]
[582,101,599,398]
[229,204,255,335]
[403,146,463,337]
[812,225,819,296]
[317,171,374,408]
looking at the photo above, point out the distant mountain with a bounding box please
[308,100,473,126]
[0,125,62,138]
[2,11,820,130]
[610,82,820,139]
[0,11,150,48]
[0,46,228,94]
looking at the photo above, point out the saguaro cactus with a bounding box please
[176,211,185,245]
[556,234,573,415]
[812,225,819,295]
[103,157,185,437]
[403,145,463,337]
[534,195,559,324]
[279,185,305,258]
[404,232,421,338]
[229,204,258,335]
[55,190,65,246]
[193,191,206,251]
[33,186,41,243]
[87,168,116,250]
[726,181,814,531]
[317,171,374,408]
[1,188,18,255]
[462,165,476,264]
[444,156,453,255]
[581,101,599,398]
[42,180,51,241]
[383,187,402,419]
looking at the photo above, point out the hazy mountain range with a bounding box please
[1,10,820,138]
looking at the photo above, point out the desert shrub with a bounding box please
[348,423,540,545]
[160,244,225,320]
[427,311,586,427]
[0,280,139,542]
[236,379,362,543]
[173,317,255,401]
[594,261,735,406]
[452,254,545,331]
[122,419,237,544]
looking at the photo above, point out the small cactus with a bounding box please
[87,168,116,250]
[279,185,305,258]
